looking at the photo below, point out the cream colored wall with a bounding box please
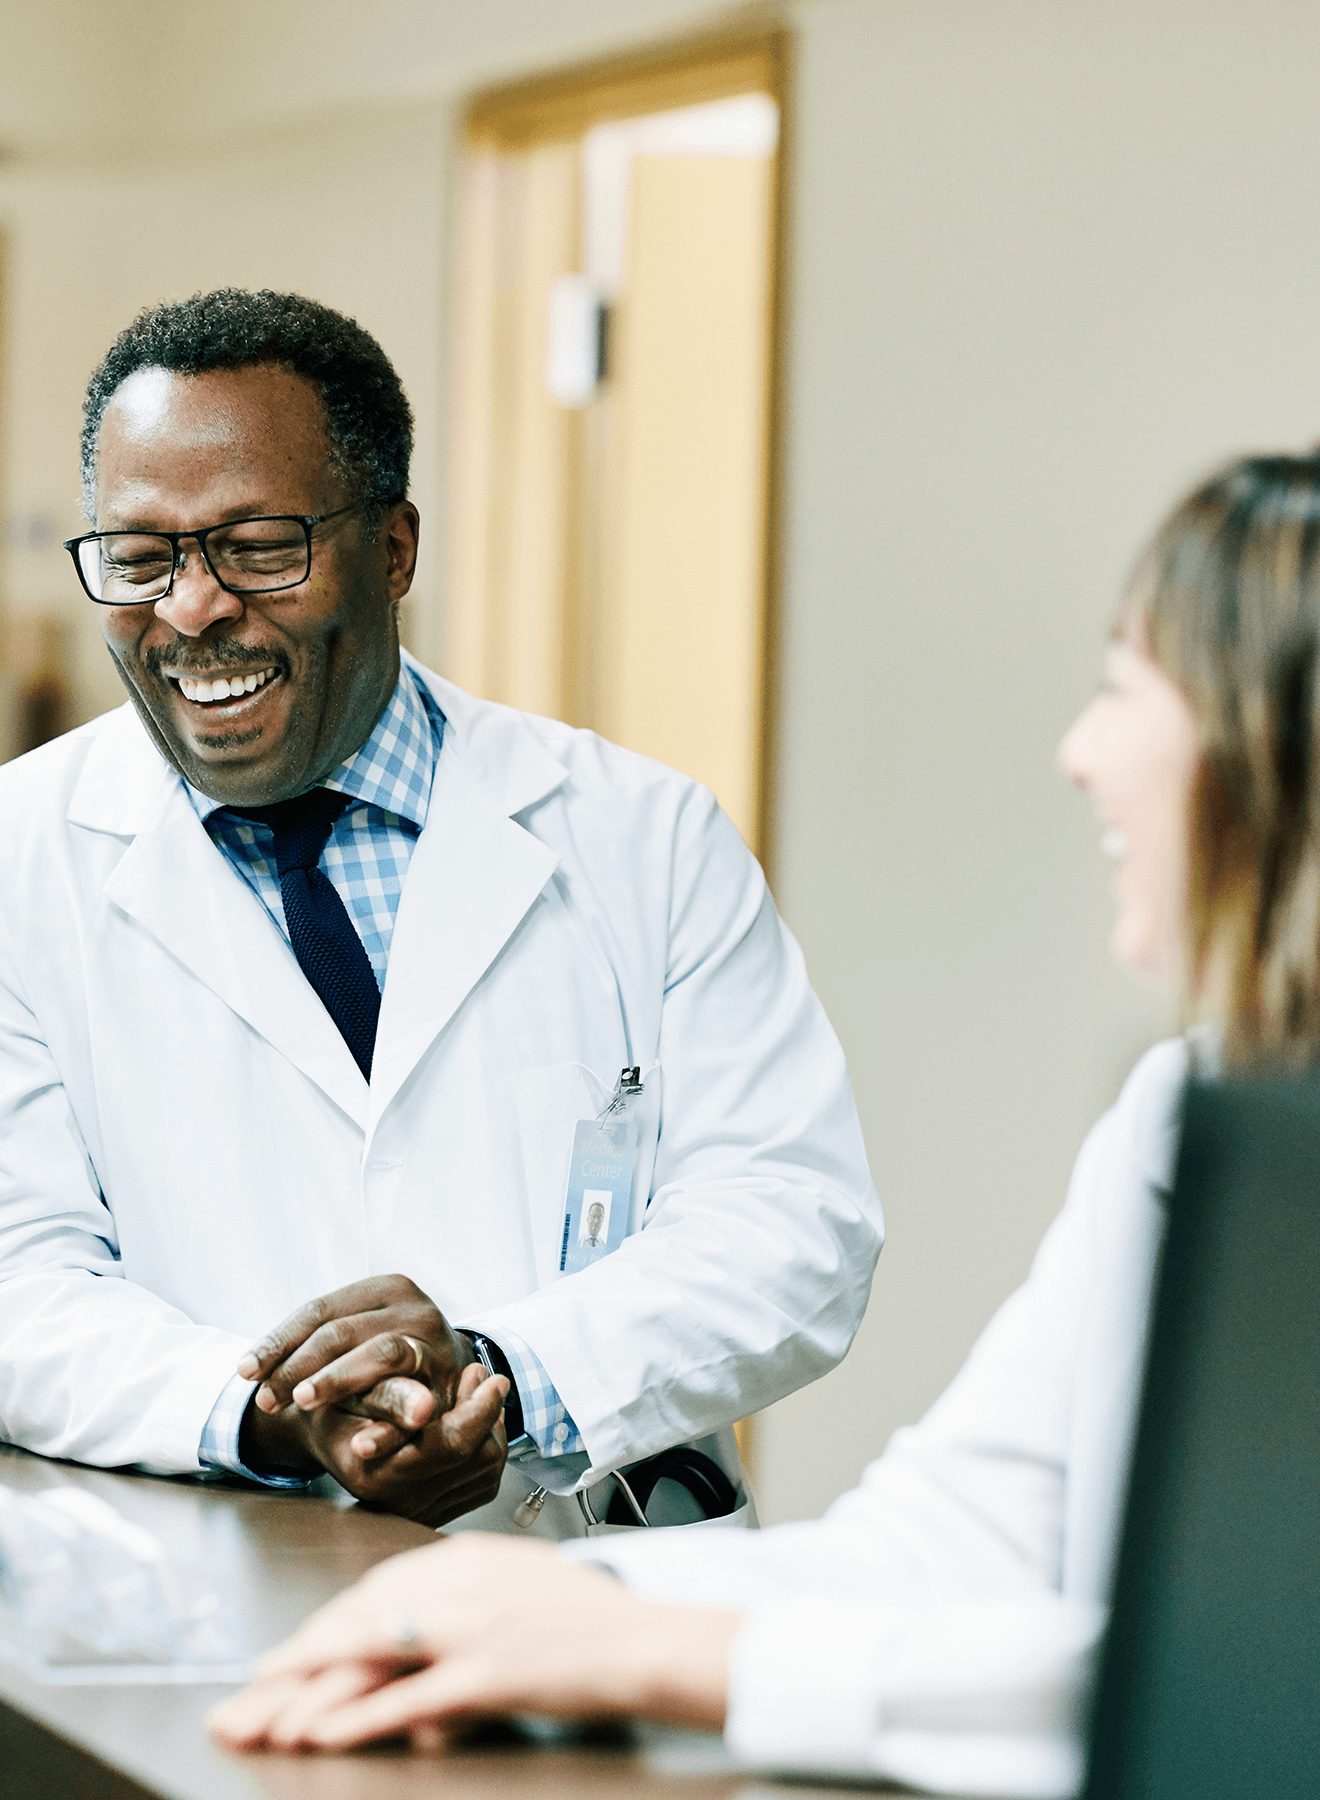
[756,0,1320,1520]
[3,0,1320,1523]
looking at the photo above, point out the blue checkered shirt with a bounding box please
[192,664,582,1484]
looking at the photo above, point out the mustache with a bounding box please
[143,641,290,681]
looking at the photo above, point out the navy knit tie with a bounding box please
[230,788,380,1081]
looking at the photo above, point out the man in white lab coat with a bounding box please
[0,289,881,1537]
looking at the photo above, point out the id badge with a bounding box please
[559,1068,643,1274]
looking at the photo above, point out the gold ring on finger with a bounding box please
[402,1335,425,1375]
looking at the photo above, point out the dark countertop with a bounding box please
[0,1442,775,1800]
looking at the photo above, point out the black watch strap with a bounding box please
[470,1333,525,1442]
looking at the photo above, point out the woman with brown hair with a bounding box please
[210,450,1320,1796]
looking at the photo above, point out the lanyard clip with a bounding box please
[599,1065,643,1121]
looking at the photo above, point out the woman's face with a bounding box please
[1058,635,1201,987]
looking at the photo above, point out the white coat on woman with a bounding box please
[0,657,882,1537]
[575,1036,1188,1797]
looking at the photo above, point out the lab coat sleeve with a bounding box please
[566,1106,1118,1599]
[724,1592,1101,1800]
[464,784,884,1478]
[0,915,246,1473]
[558,1208,1105,1791]
[563,1043,1187,1789]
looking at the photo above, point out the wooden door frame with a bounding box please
[455,17,793,878]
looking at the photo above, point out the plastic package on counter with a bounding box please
[0,1484,253,1683]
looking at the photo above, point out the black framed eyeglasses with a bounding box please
[63,503,361,606]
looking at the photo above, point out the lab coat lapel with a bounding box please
[76,710,369,1129]
[368,684,567,1131]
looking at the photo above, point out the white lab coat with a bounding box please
[0,658,882,1538]
[577,1036,1188,1796]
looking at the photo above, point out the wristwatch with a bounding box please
[469,1332,536,1460]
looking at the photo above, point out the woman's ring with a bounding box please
[402,1336,425,1375]
[385,1611,419,1645]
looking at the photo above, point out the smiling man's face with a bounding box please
[94,363,418,807]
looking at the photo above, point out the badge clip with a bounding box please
[559,1068,643,1274]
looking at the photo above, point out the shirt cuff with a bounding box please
[478,1327,584,1457]
[199,1372,316,1490]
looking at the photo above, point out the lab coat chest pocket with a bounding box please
[514,1063,662,1289]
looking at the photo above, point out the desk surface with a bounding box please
[0,1445,856,1800]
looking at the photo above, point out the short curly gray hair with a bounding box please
[80,288,413,520]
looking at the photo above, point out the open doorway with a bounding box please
[446,29,787,860]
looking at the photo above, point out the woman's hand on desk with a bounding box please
[207,1534,741,1753]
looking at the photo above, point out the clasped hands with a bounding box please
[236,1274,509,1528]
